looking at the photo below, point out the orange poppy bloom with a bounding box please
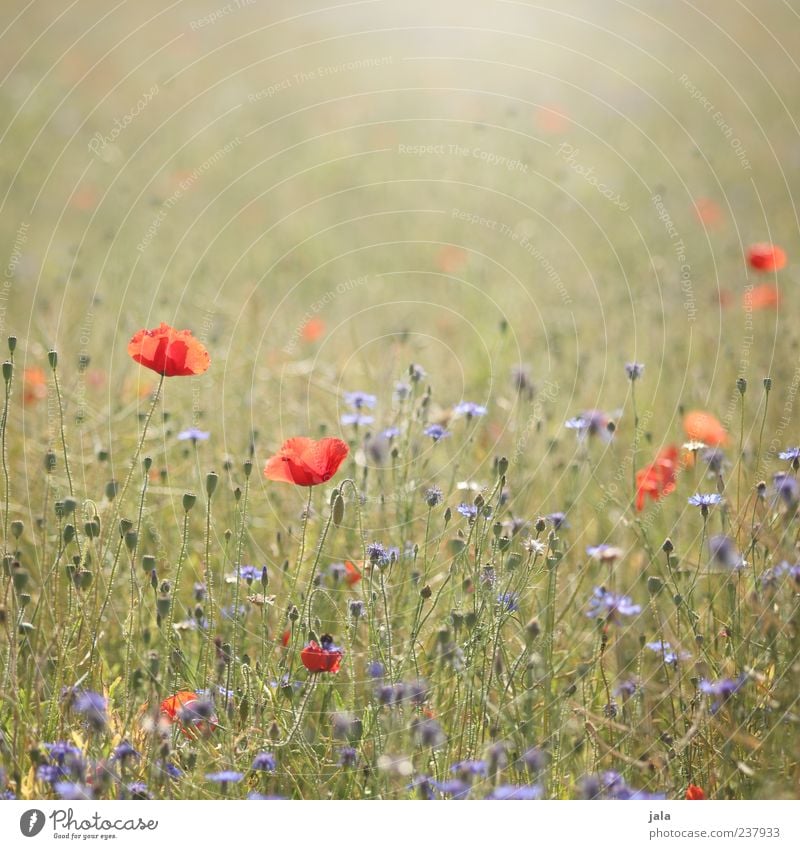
[263,437,348,487]
[747,243,786,272]
[436,245,468,274]
[743,284,779,310]
[159,690,198,722]
[343,560,362,586]
[693,197,723,227]
[683,410,728,447]
[22,367,47,405]
[535,103,569,134]
[300,636,343,673]
[128,323,210,377]
[159,691,218,738]
[301,316,325,342]
[685,784,706,800]
[635,445,678,512]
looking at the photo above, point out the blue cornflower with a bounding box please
[344,391,377,410]
[614,679,639,699]
[424,423,450,442]
[585,587,641,623]
[54,782,93,800]
[432,779,471,799]
[450,760,488,779]
[412,717,446,748]
[409,364,427,383]
[367,541,388,564]
[128,782,151,799]
[73,691,107,729]
[546,512,568,530]
[234,564,261,584]
[381,426,401,440]
[349,599,365,618]
[487,784,543,800]
[457,503,478,521]
[177,428,210,442]
[111,741,140,762]
[45,741,81,764]
[366,660,385,679]
[779,447,800,462]
[252,752,276,772]
[773,472,799,505]
[625,362,645,381]
[394,382,411,401]
[520,747,548,774]
[700,675,747,713]
[425,485,443,507]
[645,641,690,664]
[341,413,374,427]
[339,747,358,767]
[708,535,745,571]
[37,764,62,783]
[565,410,613,440]
[688,493,722,512]
[454,401,487,419]
[497,592,519,612]
[156,761,182,780]
[206,770,244,784]
[586,544,623,563]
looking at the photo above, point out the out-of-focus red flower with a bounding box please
[343,560,362,586]
[159,691,218,738]
[436,245,468,274]
[301,316,325,342]
[747,243,786,272]
[281,629,291,647]
[683,410,728,447]
[159,690,197,722]
[22,367,47,406]
[535,103,569,134]
[685,784,706,800]
[744,283,780,310]
[694,197,723,227]
[128,323,210,377]
[300,635,343,673]
[635,445,679,511]
[263,436,348,486]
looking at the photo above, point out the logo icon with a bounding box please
[20,810,46,837]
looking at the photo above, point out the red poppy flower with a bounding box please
[635,445,678,512]
[281,629,291,647]
[747,243,786,272]
[693,197,723,228]
[159,690,198,722]
[22,367,47,406]
[159,690,218,738]
[344,560,362,586]
[127,322,210,377]
[300,635,343,673]
[743,283,780,310]
[685,784,706,800]
[436,245,468,274]
[263,436,349,486]
[301,316,325,342]
[683,410,728,447]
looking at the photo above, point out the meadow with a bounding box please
[1,0,799,801]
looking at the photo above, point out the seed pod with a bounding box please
[206,472,218,498]
[2,361,12,382]
[11,520,23,539]
[183,492,196,512]
[47,350,58,369]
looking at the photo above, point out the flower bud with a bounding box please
[2,361,12,383]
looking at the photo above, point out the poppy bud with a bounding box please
[647,576,663,595]
[260,566,268,588]
[63,524,75,544]
[444,507,451,525]
[497,456,509,477]
[150,569,158,590]
[47,350,57,369]
[143,456,152,471]
[105,480,118,500]
[97,448,109,462]
[289,605,299,622]
[183,492,196,512]
[2,361,11,383]
[662,538,674,554]
[11,520,23,539]
[119,518,133,536]
[62,497,77,515]
[243,459,253,478]
[268,720,281,741]
[156,595,171,619]
[206,472,218,498]
[7,336,16,353]
[125,529,137,551]
[234,487,241,502]
[525,618,540,640]
[78,570,93,590]
[332,493,345,527]
[421,584,432,599]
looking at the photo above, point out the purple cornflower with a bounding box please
[688,493,722,512]
[37,764,62,783]
[586,544,624,563]
[394,381,411,401]
[432,778,471,799]
[778,447,800,464]
[625,362,645,381]
[497,592,519,612]
[645,641,690,664]
[425,485,443,507]
[381,426,400,440]
[614,679,639,699]
[179,698,216,725]
[45,741,81,764]
[233,564,261,584]
[773,472,799,505]
[339,747,358,767]
[454,401,487,419]
[252,752,276,772]
[585,587,641,623]
[366,660,385,679]
[457,503,479,521]
[412,717,446,748]
[520,747,548,774]
[565,410,613,441]
[73,690,107,729]
[341,413,374,427]
[127,782,151,799]
[708,535,745,571]
[111,741,140,762]
[344,391,377,410]
[206,770,244,785]
[177,428,210,442]
[367,541,388,565]
[546,512,568,530]
[487,784,543,800]
[348,599,365,618]
[54,782,93,800]
[702,448,726,474]
[424,423,450,442]
[409,364,427,383]
[450,760,488,779]
[700,675,746,713]
[156,761,182,780]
